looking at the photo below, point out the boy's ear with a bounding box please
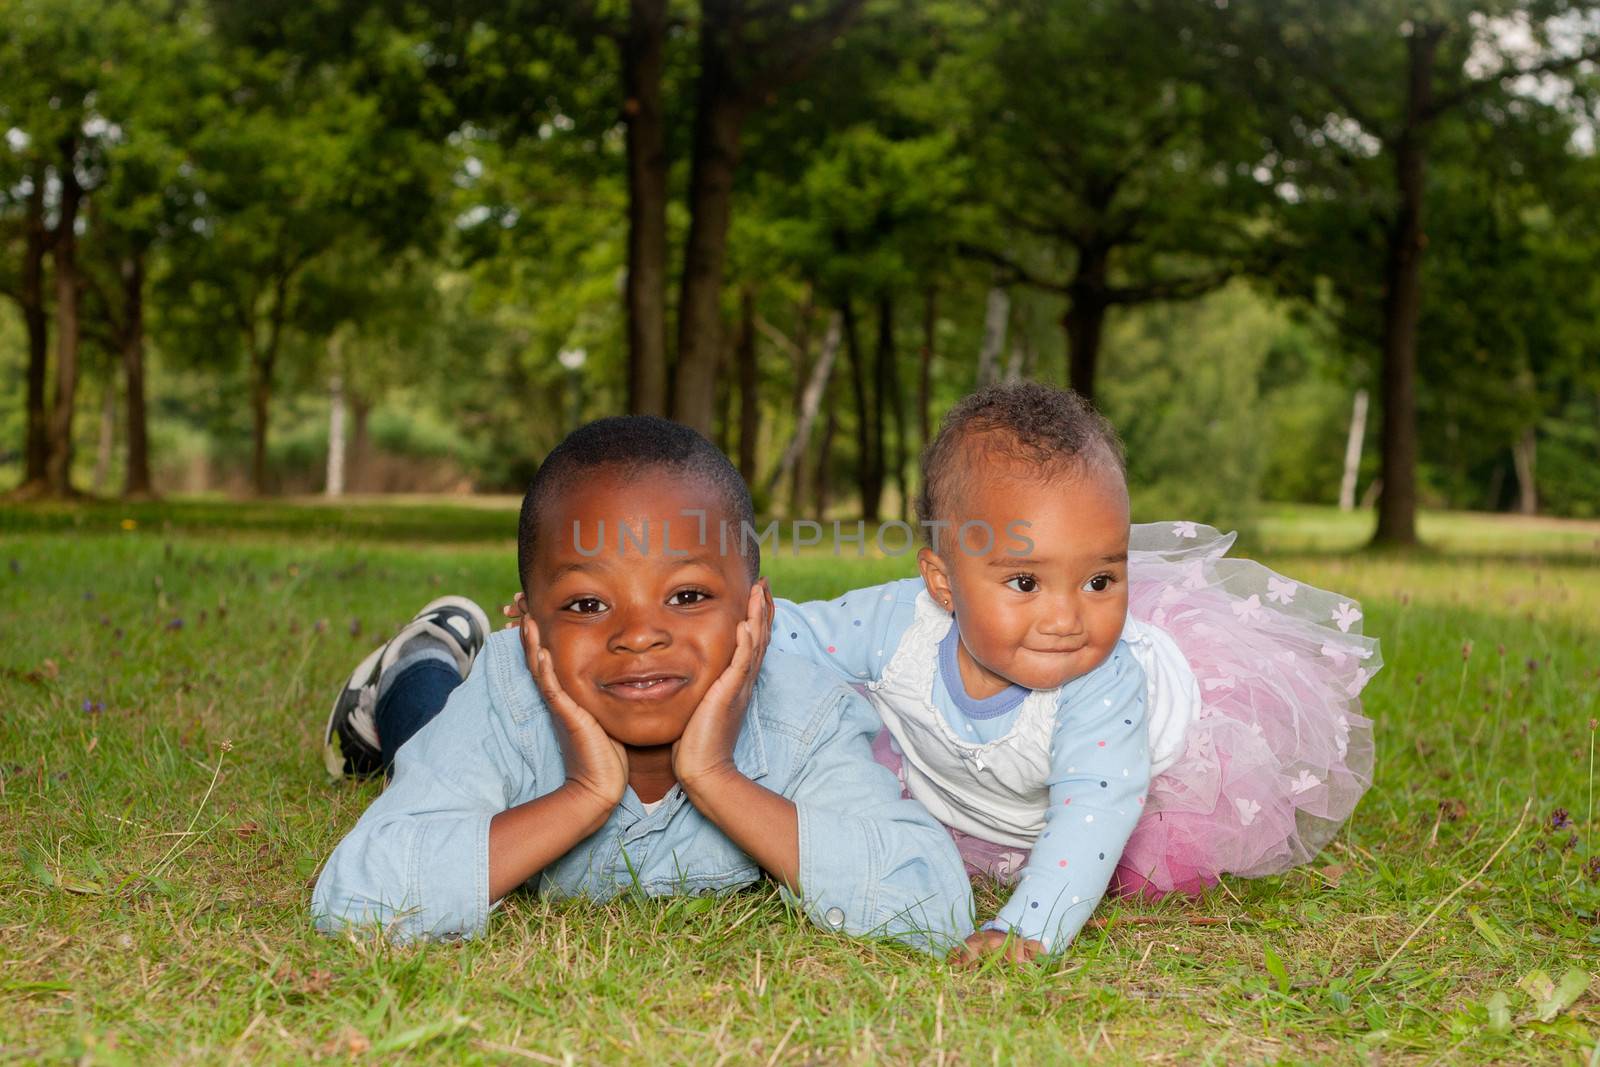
[917,547,954,614]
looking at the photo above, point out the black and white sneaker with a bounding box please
[322,595,491,777]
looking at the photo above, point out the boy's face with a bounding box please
[526,468,756,750]
[919,459,1130,697]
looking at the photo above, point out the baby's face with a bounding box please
[526,469,755,750]
[921,462,1130,696]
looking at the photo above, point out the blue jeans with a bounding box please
[375,658,462,773]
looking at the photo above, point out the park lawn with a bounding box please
[1,501,1597,1064]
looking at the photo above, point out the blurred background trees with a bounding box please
[4,0,1600,539]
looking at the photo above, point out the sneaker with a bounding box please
[322,596,491,777]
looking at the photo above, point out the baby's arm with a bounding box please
[984,647,1151,955]
[769,578,920,685]
[781,684,976,954]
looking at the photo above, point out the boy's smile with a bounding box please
[527,469,755,751]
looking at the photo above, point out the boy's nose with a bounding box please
[607,604,672,653]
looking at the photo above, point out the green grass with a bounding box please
[2,501,1597,1063]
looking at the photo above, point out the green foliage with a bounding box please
[1101,284,1289,526]
[1,0,1596,520]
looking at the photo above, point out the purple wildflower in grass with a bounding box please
[166,617,184,631]
[81,699,103,714]
[1587,856,1600,882]
[1562,833,1578,852]
[1549,808,1572,831]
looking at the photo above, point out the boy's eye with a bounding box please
[1004,575,1039,593]
[563,597,608,615]
[1083,574,1115,593]
[668,588,713,606]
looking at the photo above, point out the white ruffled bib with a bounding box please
[864,592,1196,848]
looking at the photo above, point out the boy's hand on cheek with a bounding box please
[672,580,773,795]
[500,592,529,629]
[520,616,628,814]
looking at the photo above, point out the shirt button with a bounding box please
[824,906,846,930]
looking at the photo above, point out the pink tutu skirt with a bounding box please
[1111,521,1379,896]
[870,521,1380,898]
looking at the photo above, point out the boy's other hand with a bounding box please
[951,928,1045,968]
[672,579,773,792]
[520,615,628,810]
[501,592,529,629]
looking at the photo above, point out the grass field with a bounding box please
[2,500,1597,1064]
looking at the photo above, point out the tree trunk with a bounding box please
[671,8,748,437]
[878,295,908,522]
[714,329,735,456]
[46,141,85,497]
[842,298,881,522]
[1338,388,1368,511]
[327,372,347,498]
[789,288,815,514]
[1371,27,1439,548]
[623,0,670,417]
[766,310,841,505]
[1064,244,1111,401]
[121,251,153,497]
[19,173,51,491]
[251,351,273,496]
[350,393,372,492]
[919,286,935,452]
[735,286,759,485]
[1511,426,1537,515]
[977,286,1008,388]
[816,388,836,519]
[92,375,116,495]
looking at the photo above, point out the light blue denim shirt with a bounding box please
[312,630,975,954]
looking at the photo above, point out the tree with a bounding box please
[0,157,52,492]
[668,0,866,436]
[161,40,444,494]
[948,0,1263,402]
[0,0,127,496]
[1210,0,1600,545]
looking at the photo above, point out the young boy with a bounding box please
[312,417,974,953]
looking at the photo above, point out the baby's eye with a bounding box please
[1004,575,1039,593]
[669,588,713,606]
[1083,574,1115,593]
[563,597,608,615]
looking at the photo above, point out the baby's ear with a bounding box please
[917,546,954,612]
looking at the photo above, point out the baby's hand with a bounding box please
[951,928,1045,968]
[672,580,773,791]
[519,615,628,810]
[501,592,529,629]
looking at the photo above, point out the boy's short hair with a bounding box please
[517,416,759,588]
[917,382,1125,547]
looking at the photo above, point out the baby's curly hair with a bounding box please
[917,382,1125,548]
